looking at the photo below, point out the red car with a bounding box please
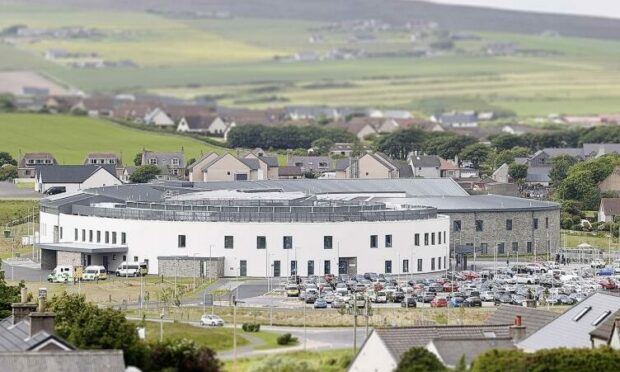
[599,278,617,290]
[443,282,458,292]
[461,271,480,281]
[431,297,448,308]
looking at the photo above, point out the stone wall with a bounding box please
[57,251,82,266]
[158,257,224,278]
[446,208,561,257]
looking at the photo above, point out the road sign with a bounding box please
[204,293,214,306]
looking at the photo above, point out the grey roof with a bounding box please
[380,194,560,212]
[183,115,215,130]
[141,151,185,168]
[289,156,331,171]
[278,166,303,177]
[333,158,351,171]
[257,156,279,168]
[39,242,128,254]
[192,178,469,197]
[370,152,399,171]
[330,143,354,151]
[37,165,117,183]
[541,148,584,159]
[600,198,620,216]
[439,112,477,124]
[519,292,620,351]
[0,316,71,352]
[187,152,216,171]
[583,143,620,157]
[486,305,558,336]
[429,337,515,367]
[239,158,260,170]
[589,309,620,341]
[395,160,414,178]
[0,350,125,372]
[373,324,512,361]
[410,155,441,168]
[526,166,551,183]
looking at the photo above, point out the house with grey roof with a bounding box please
[349,324,513,372]
[329,143,355,157]
[485,304,558,337]
[357,153,412,179]
[518,292,620,352]
[599,166,620,195]
[0,351,125,372]
[589,309,620,348]
[244,151,279,179]
[427,337,515,369]
[35,165,121,194]
[289,156,331,174]
[278,165,304,179]
[140,151,185,180]
[201,153,261,181]
[18,152,57,179]
[408,154,441,178]
[598,198,620,222]
[436,111,478,128]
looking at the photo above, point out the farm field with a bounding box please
[0,113,228,164]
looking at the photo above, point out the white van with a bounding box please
[47,265,75,283]
[82,265,107,281]
[116,262,140,277]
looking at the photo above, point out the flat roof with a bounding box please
[38,242,127,254]
[379,195,559,212]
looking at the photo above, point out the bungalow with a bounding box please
[289,156,331,174]
[329,143,355,157]
[436,111,478,128]
[177,115,232,136]
[144,108,175,127]
[357,153,412,179]
[408,154,441,178]
[83,152,121,166]
[35,165,121,193]
[278,165,304,179]
[201,153,263,181]
[187,152,219,182]
[140,151,185,179]
[598,198,620,223]
[18,152,57,179]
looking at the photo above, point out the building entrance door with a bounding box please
[102,256,108,270]
[273,260,281,277]
[239,260,247,277]
[339,257,357,275]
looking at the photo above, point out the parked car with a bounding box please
[591,259,606,269]
[305,293,317,304]
[314,298,328,309]
[43,186,66,195]
[599,278,617,290]
[286,284,300,297]
[332,298,346,309]
[200,314,224,326]
[463,296,482,307]
[418,292,436,303]
[82,265,107,281]
[116,262,141,277]
[431,297,448,308]
[401,297,417,308]
[369,291,387,303]
[481,291,495,302]
[448,296,465,308]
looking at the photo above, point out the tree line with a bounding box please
[227,124,356,149]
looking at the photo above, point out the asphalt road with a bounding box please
[0,181,41,199]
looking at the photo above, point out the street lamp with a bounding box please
[232,291,245,372]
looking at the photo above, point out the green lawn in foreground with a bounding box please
[135,321,249,351]
[0,113,227,164]
[224,349,353,372]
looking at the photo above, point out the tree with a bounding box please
[460,143,492,169]
[133,152,143,166]
[490,134,528,151]
[0,165,17,181]
[396,347,446,372]
[0,267,23,318]
[311,138,334,155]
[508,164,528,184]
[150,338,222,372]
[0,94,15,112]
[548,155,578,186]
[0,152,17,166]
[129,165,160,183]
[375,127,427,160]
[48,292,149,368]
[421,134,477,160]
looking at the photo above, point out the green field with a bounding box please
[0,113,227,164]
[137,321,249,351]
[224,349,353,372]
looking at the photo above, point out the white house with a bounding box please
[598,198,620,223]
[35,165,121,193]
[143,108,175,127]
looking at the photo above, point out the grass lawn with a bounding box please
[14,181,35,189]
[562,231,619,250]
[134,321,249,351]
[0,113,228,165]
[224,349,353,372]
[0,200,38,225]
[251,330,299,350]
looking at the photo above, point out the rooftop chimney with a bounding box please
[509,315,527,343]
[11,287,37,325]
[29,295,56,337]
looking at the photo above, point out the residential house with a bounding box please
[598,198,620,223]
[278,165,304,179]
[186,152,219,182]
[143,108,175,127]
[341,117,383,140]
[319,159,352,179]
[492,163,510,183]
[409,154,441,178]
[244,151,279,179]
[70,97,116,117]
[83,152,121,166]
[35,165,121,193]
[289,156,331,174]
[329,143,355,157]
[518,292,620,352]
[599,166,620,194]
[440,158,461,178]
[357,153,412,179]
[141,151,185,179]
[349,324,513,372]
[18,152,57,179]
[589,312,620,349]
[177,115,232,136]
[436,111,479,128]
[284,106,339,121]
[485,304,559,337]
[583,143,620,158]
[201,153,262,181]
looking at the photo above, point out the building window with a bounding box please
[438,232,442,245]
[527,241,533,253]
[82,229,86,242]
[545,217,549,229]
[431,233,435,245]
[171,158,180,166]
[97,231,101,243]
[112,232,117,245]
[512,242,518,252]
[123,255,126,262]
[403,259,409,273]
[533,218,539,230]
[224,236,234,249]
[178,235,186,248]
[60,227,63,239]
[443,231,446,243]
[133,256,138,262]
[475,220,484,232]
[385,235,392,248]
[417,259,423,272]
[74,228,78,241]
[414,233,420,246]
[257,236,266,249]
[324,260,331,275]
[480,243,488,255]
[498,243,505,254]
[453,220,461,232]
[148,158,157,165]
[105,231,109,244]
[121,232,126,245]
[438,257,442,270]
[431,258,436,271]
[88,230,92,242]
[291,260,297,275]
[307,260,314,276]
[370,235,378,248]
[424,233,429,246]
[324,236,333,249]
[506,219,512,231]
[547,240,551,251]
[385,260,392,274]
[283,236,293,249]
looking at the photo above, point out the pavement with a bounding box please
[0,181,41,199]
[1,257,50,282]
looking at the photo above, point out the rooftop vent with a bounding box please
[572,306,592,322]
[591,310,612,326]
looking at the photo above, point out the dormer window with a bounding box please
[148,158,158,165]
[171,158,180,166]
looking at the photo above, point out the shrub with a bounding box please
[276,333,297,345]
[395,347,446,372]
[242,323,260,332]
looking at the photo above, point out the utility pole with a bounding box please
[303,299,307,351]
[352,294,358,354]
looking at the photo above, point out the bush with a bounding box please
[242,323,260,332]
[395,347,446,372]
[276,333,297,345]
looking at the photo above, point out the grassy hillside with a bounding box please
[0,113,227,164]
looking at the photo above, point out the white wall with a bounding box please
[40,211,450,277]
[81,169,122,189]
[349,332,397,372]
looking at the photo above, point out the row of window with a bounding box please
[486,240,551,254]
[179,233,446,249]
[75,228,126,245]
[453,217,550,232]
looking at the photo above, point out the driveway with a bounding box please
[0,181,41,199]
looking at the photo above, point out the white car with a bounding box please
[590,259,605,269]
[481,291,495,302]
[200,314,224,326]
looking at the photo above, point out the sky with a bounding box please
[427,0,620,19]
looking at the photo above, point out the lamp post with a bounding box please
[232,291,245,372]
